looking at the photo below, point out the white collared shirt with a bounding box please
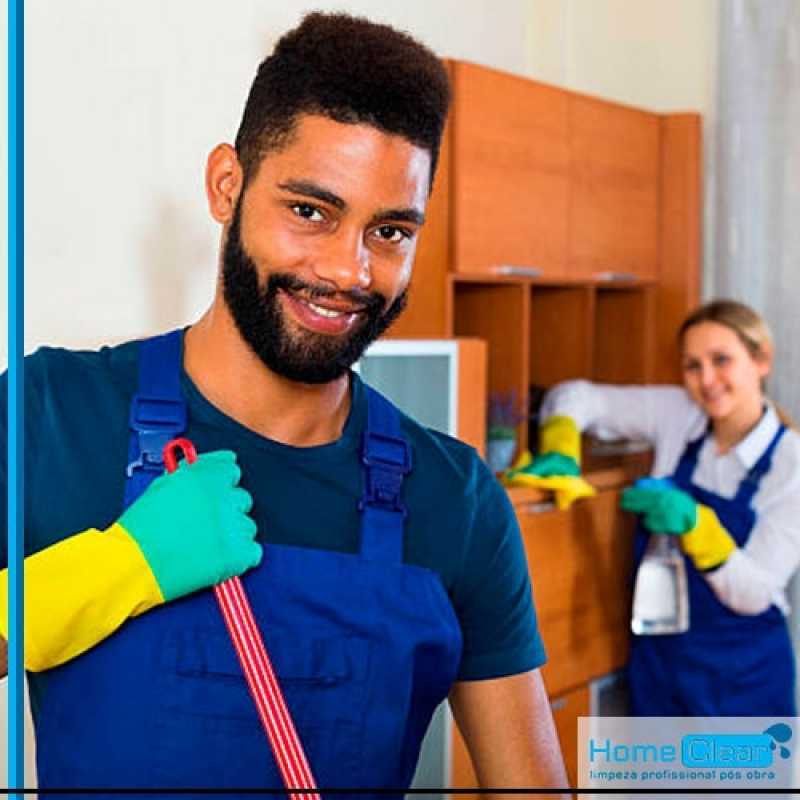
[542,380,800,615]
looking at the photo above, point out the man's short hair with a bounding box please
[234,12,451,189]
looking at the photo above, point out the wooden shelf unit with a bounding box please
[382,56,701,793]
[451,276,657,454]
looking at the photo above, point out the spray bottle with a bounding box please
[630,477,690,635]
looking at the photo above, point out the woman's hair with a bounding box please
[678,299,796,428]
[678,299,773,362]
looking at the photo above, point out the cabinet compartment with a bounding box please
[530,285,594,389]
[593,284,655,384]
[453,279,531,452]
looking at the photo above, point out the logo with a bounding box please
[580,717,796,790]
[765,723,793,759]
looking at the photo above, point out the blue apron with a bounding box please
[34,331,463,797]
[628,424,796,716]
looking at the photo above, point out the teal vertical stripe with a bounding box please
[8,0,24,795]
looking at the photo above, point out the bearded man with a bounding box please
[1,12,567,798]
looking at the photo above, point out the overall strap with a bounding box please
[671,429,708,489]
[735,424,787,507]
[359,386,412,564]
[124,330,187,508]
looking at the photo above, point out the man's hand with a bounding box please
[0,449,261,672]
[449,669,570,798]
[118,450,261,600]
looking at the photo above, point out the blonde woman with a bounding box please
[535,299,800,715]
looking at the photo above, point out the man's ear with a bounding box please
[206,143,244,224]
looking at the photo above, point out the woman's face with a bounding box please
[681,321,770,422]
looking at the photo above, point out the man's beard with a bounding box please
[221,202,408,384]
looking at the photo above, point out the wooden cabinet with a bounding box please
[450,61,570,278]
[383,57,701,793]
[389,57,701,393]
[550,683,591,788]
[569,95,660,281]
[515,487,635,697]
[450,466,646,794]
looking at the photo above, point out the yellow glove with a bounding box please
[0,526,163,672]
[0,450,260,672]
[503,451,596,510]
[680,504,737,571]
[540,415,581,465]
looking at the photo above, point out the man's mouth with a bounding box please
[279,288,367,335]
[302,297,366,318]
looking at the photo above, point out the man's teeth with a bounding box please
[307,300,345,318]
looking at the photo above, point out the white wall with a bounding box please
[526,0,717,114]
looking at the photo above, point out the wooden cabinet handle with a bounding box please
[520,500,557,515]
[594,271,638,282]
[492,265,543,277]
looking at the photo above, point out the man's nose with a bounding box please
[311,230,371,292]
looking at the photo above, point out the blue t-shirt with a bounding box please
[2,337,545,682]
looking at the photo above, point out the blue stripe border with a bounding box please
[8,0,24,793]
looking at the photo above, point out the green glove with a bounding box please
[119,449,261,601]
[620,485,697,534]
[0,448,261,672]
[524,451,580,477]
[621,483,736,570]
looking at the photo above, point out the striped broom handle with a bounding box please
[164,438,320,800]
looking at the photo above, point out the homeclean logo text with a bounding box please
[578,718,798,790]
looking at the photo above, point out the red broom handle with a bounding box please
[164,438,320,799]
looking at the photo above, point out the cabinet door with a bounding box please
[451,62,570,277]
[516,489,635,696]
[569,94,660,280]
[550,683,590,788]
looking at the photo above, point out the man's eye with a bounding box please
[683,362,700,372]
[374,225,410,244]
[712,354,730,367]
[291,203,324,222]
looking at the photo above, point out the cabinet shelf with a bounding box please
[452,277,657,456]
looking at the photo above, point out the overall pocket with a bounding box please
[153,627,371,790]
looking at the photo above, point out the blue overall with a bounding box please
[34,331,463,797]
[628,425,796,716]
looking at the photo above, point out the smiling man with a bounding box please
[0,12,567,797]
